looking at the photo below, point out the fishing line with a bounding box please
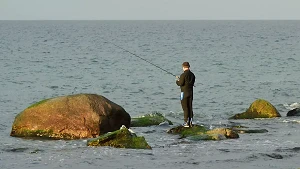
[104,40,176,77]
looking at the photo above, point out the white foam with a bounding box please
[283,119,300,123]
[283,102,300,110]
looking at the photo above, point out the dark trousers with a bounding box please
[181,95,193,122]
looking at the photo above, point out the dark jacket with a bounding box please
[176,69,195,97]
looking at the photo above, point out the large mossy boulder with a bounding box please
[130,112,173,127]
[10,94,131,139]
[87,126,151,149]
[230,99,281,119]
[167,125,239,141]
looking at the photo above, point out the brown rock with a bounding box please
[10,94,131,139]
[206,128,239,139]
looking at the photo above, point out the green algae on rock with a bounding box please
[230,99,281,119]
[27,99,50,109]
[167,125,207,137]
[10,128,76,140]
[130,112,173,127]
[167,125,239,141]
[87,126,152,149]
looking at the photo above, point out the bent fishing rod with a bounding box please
[104,40,177,77]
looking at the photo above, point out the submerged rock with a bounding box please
[10,94,131,139]
[130,112,173,127]
[287,108,300,116]
[232,128,268,134]
[230,99,281,119]
[167,125,239,141]
[87,125,151,149]
[228,123,268,134]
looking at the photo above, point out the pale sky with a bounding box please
[1,0,300,20]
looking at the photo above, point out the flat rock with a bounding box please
[167,125,239,141]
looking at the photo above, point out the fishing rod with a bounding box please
[104,39,199,87]
[104,40,177,77]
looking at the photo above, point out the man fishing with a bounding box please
[176,62,195,127]
[104,40,196,127]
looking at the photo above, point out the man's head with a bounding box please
[182,62,190,71]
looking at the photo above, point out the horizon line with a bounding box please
[1,19,300,21]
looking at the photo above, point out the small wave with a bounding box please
[282,119,300,124]
[261,153,283,159]
[48,86,59,89]
[275,147,300,153]
[158,121,170,127]
[166,111,182,118]
[152,92,164,95]
[218,148,230,153]
[3,147,29,153]
[283,102,300,110]
[287,57,297,61]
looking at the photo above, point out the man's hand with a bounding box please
[176,76,179,81]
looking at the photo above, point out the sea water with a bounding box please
[1,20,300,169]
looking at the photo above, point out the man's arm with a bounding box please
[176,73,185,86]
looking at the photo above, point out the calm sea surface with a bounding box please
[1,20,300,169]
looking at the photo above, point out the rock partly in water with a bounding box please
[167,125,207,137]
[188,134,227,141]
[130,112,173,127]
[228,122,268,134]
[207,128,239,139]
[167,125,239,141]
[232,128,268,134]
[10,94,131,139]
[230,99,281,119]
[87,125,152,149]
[287,108,300,116]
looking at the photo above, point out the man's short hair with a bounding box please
[182,62,190,68]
